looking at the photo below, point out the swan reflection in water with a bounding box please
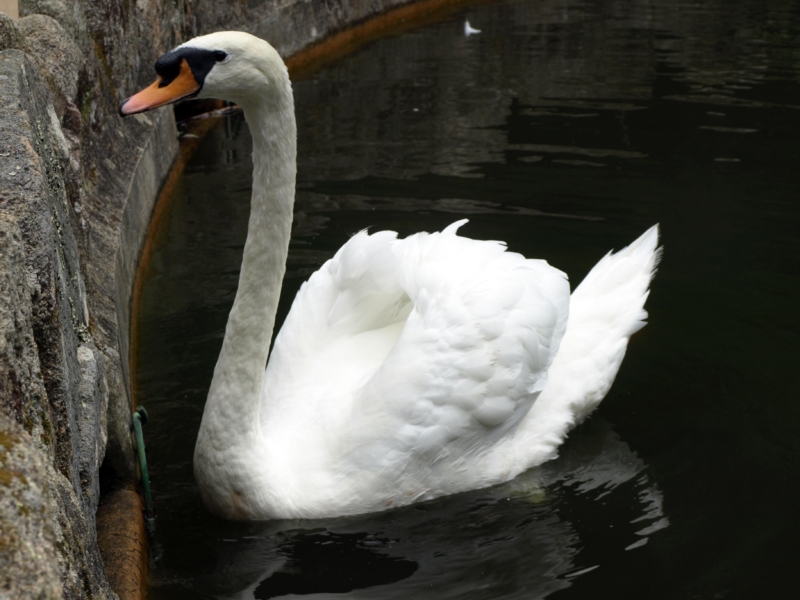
[168,420,667,600]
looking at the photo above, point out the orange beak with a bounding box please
[119,58,200,116]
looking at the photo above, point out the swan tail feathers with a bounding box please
[549,224,661,423]
[572,224,661,335]
[508,225,660,475]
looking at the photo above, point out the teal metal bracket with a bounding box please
[132,406,156,534]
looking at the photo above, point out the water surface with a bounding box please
[136,0,800,597]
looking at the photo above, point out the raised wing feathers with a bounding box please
[348,222,570,486]
[262,221,570,500]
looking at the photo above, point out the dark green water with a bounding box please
[136,0,800,598]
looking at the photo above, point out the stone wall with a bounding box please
[0,1,430,598]
[1,1,194,595]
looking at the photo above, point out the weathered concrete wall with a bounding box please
[1,1,439,598]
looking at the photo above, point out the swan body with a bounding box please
[121,32,661,520]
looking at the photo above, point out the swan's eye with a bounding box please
[213,50,228,62]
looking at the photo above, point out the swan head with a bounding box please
[119,31,287,116]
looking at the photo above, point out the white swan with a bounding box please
[121,31,661,520]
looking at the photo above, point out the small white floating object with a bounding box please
[464,19,481,36]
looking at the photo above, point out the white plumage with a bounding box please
[464,19,482,36]
[133,32,661,520]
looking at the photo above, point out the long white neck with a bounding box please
[197,72,296,450]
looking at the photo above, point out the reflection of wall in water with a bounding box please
[293,0,799,182]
